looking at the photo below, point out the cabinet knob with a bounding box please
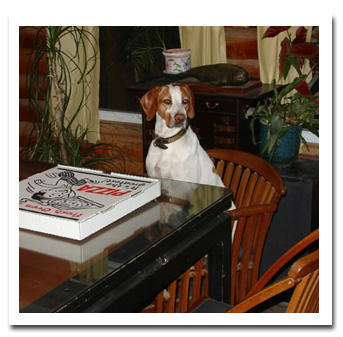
[205,101,219,109]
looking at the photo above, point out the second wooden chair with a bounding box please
[189,228,319,313]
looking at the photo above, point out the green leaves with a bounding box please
[268,114,283,153]
[248,79,319,161]
[124,27,166,82]
[283,56,303,78]
[20,26,125,172]
[250,26,319,161]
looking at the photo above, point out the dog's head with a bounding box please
[140,84,195,128]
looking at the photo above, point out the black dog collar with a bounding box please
[153,122,189,150]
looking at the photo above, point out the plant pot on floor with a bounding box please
[259,121,302,163]
[162,48,191,74]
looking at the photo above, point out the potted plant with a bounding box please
[162,48,191,74]
[124,26,190,80]
[20,26,125,172]
[249,26,319,162]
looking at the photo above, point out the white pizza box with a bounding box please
[19,165,161,240]
[19,202,161,263]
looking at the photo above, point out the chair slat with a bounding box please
[216,159,225,178]
[287,270,319,313]
[166,280,177,313]
[155,291,164,312]
[222,162,234,188]
[192,257,204,304]
[250,176,267,205]
[250,212,274,285]
[230,165,243,200]
[231,217,246,304]
[237,215,258,303]
[259,181,272,204]
[203,258,209,297]
[180,267,191,313]
[242,171,258,207]
[235,168,251,207]
[264,185,278,204]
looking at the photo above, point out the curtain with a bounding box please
[50,26,100,143]
[257,26,313,84]
[179,26,227,67]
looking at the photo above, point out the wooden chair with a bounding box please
[188,228,319,313]
[141,149,286,312]
[142,256,209,313]
[207,149,286,304]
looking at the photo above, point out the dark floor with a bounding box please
[253,290,292,313]
[260,301,289,313]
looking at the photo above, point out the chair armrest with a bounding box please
[246,228,319,297]
[227,277,295,313]
[228,204,277,221]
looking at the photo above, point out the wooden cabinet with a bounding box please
[127,77,277,166]
[192,95,238,150]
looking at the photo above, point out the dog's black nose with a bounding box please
[175,113,185,124]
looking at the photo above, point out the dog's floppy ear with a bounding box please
[180,84,195,119]
[140,86,161,121]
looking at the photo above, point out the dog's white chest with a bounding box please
[146,130,196,180]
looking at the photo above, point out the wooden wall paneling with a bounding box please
[99,121,144,175]
[224,27,259,78]
[19,27,47,149]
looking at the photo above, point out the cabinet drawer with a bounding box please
[192,112,237,149]
[195,97,236,113]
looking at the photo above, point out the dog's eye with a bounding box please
[182,99,189,104]
[163,99,171,105]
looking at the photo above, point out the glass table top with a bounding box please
[19,177,231,312]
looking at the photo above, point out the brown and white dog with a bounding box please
[140,84,224,187]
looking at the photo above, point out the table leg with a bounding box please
[208,214,231,304]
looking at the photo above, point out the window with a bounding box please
[99,26,180,112]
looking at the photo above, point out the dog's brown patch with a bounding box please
[157,86,172,122]
[179,85,195,119]
[157,86,178,127]
[140,86,163,121]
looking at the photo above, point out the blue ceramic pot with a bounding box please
[259,121,302,163]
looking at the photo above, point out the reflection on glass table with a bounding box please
[19,161,232,312]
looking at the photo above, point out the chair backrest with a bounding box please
[141,256,208,313]
[207,149,286,304]
[228,248,319,313]
[207,149,286,207]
